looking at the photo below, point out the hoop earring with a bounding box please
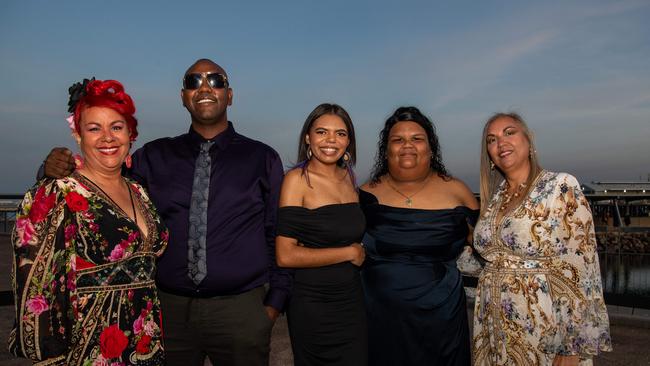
[343,151,351,162]
[307,147,313,160]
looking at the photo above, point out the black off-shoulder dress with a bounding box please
[277,203,367,366]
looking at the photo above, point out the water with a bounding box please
[600,252,650,308]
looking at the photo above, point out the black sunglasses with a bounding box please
[182,72,229,90]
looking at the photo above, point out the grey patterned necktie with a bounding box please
[188,141,214,285]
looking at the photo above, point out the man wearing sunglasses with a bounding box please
[42,58,292,366]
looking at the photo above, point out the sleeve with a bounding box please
[457,208,485,276]
[9,180,74,365]
[128,146,148,189]
[262,150,293,312]
[551,173,612,356]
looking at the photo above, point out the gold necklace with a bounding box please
[500,181,527,212]
[386,173,430,207]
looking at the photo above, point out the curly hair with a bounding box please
[369,106,449,184]
[71,79,138,141]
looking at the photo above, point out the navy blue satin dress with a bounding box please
[360,190,477,366]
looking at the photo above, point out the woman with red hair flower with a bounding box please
[9,78,168,365]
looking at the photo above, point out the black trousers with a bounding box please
[159,286,274,366]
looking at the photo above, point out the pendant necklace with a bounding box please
[386,173,431,207]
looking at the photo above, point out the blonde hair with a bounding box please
[479,112,543,213]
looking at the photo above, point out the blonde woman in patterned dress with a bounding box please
[472,113,611,366]
[9,79,167,365]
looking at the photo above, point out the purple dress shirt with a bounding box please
[130,122,291,311]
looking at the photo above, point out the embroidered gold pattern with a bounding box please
[472,172,611,365]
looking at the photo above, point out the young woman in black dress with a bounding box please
[275,103,367,366]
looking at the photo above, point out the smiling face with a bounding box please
[75,106,131,175]
[305,114,350,165]
[485,116,531,175]
[181,60,233,128]
[387,121,431,178]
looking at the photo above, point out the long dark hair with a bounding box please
[369,106,449,184]
[295,103,357,187]
[296,103,356,166]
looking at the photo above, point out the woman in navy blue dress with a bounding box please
[360,106,478,366]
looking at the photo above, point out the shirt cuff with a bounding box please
[264,288,290,313]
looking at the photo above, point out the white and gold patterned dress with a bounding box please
[472,171,611,365]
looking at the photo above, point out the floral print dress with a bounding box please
[472,171,611,365]
[9,172,168,365]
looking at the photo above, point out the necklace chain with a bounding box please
[386,173,430,207]
[500,181,527,212]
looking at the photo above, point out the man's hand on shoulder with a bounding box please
[44,147,75,179]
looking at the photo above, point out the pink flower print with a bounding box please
[15,218,36,247]
[110,362,125,366]
[128,231,139,242]
[133,314,145,335]
[67,271,76,291]
[143,319,159,337]
[128,290,134,302]
[146,300,153,311]
[64,224,77,242]
[92,354,109,366]
[83,210,94,219]
[88,222,100,233]
[160,230,169,242]
[108,244,126,262]
[26,295,49,316]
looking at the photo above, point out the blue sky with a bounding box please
[1,0,649,193]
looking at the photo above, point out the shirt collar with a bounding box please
[186,121,236,152]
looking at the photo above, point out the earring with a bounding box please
[490,161,495,170]
[73,154,84,169]
[529,147,534,158]
[125,154,132,169]
[307,148,312,160]
[343,152,351,162]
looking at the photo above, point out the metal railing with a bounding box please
[0,194,21,234]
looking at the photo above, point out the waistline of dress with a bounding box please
[483,254,556,274]
[76,280,157,293]
[75,252,158,292]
